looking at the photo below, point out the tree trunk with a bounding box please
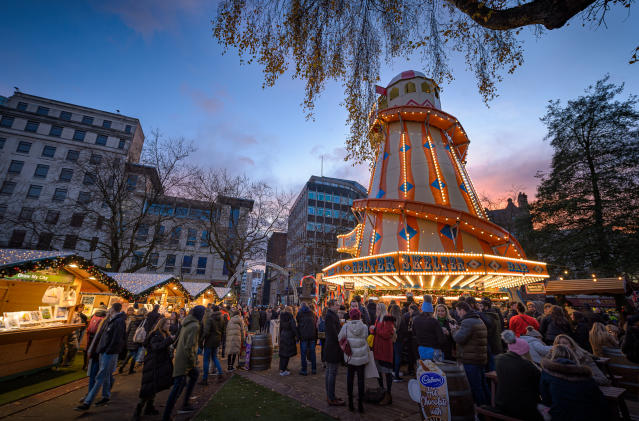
[584,143,612,272]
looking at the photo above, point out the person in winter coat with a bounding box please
[352,295,370,326]
[338,308,369,413]
[134,317,173,420]
[479,298,505,336]
[435,304,458,361]
[540,344,606,421]
[250,308,260,332]
[367,299,377,326]
[453,301,489,406]
[553,334,610,385]
[372,303,395,405]
[570,311,592,352]
[83,305,107,371]
[413,300,445,360]
[278,307,298,375]
[509,302,540,337]
[403,304,420,374]
[225,310,245,371]
[478,304,501,371]
[589,321,619,357]
[199,305,226,385]
[520,327,552,364]
[325,299,345,406]
[162,306,205,421]
[168,312,180,337]
[119,308,146,374]
[540,306,572,344]
[76,303,127,411]
[145,305,162,334]
[495,331,542,421]
[622,314,639,363]
[259,308,267,333]
[389,304,404,381]
[525,301,541,319]
[296,302,317,375]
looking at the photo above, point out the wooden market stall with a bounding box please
[0,249,125,379]
[181,281,215,306]
[106,273,191,313]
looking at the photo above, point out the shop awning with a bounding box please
[181,281,214,300]
[0,249,134,300]
[545,278,625,295]
[106,273,190,299]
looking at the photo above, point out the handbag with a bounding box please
[367,334,375,348]
[133,319,147,344]
[339,325,352,356]
[364,349,378,378]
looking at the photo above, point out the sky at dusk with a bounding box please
[1,1,637,204]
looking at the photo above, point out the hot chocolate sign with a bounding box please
[408,360,450,421]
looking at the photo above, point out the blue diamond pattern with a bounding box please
[431,179,446,190]
[399,182,414,192]
[399,225,418,241]
[376,189,385,198]
[373,232,381,244]
[383,152,389,160]
[423,142,431,149]
[445,144,450,150]
[440,225,454,240]
[399,144,411,152]
[460,183,468,193]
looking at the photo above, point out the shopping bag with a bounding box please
[364,349,378,378]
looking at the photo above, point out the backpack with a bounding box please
[87,315,104,334]
[622,326,639,364]
[133,319,147,344]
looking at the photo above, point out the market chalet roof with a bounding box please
[0,249,75,268]
[181,281,213,299]
[106,272,180,297]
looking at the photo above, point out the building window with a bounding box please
[125,124,132,134]
[102,120,112,128]
[132,251,144,266]
[229,207,239,228]
[308,191,316,200]
[25,121,39,132]
[70,213,85,227]
[45,210,60,225]
[405,82,416,93]
[89,237,98,251]
[126,175,137,191]
[83,172,95,185]
[186,229,197,246]
[200,230,209,247]
[95,215,104,230]
[95,134,107,146]
[16,141,31,153]
[66,150,79,161]
[77,191,91,204]
[148,253,159,269]
[389,87,399,100]
[196,257,207,274]
[170,227,182,245]
[36,233,53,250]
[307,222,314,231]
[52,188,67,201]
[0,137,5,149]
[317,193,324,201]
[82,116,94,125]
[317,208,323,216]
[175,207,188,218]
[59,168,73,182]
[63,235,78,250]
[41,145,56,158]
[89,154,102,165]
[136,224,149,241]
[0,205,6,220]
[27,184,43,199]
[118,139,125,149]
[34,164,49,178]
[181,255,193,273]
[19,207,35,221]
[36,106,49,116]
[308,206,314,215]
[0,116,15,128]
[8,160,24,174]
[1,181,15,196]
[59,111,72,120]
[9,230,26,248]
[73,130,86,141]
[325,194,332,202]
[49,125,63,137]
[164,254,176,272]
[17,102,28,111]
[325,209,332,217]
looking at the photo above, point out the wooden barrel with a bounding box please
[602,347,639,399]
[250,334,273,371]
[436,362,475,421]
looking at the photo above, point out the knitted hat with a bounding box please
[508,338,530,356]
[349,308,361,320]
[421,302,434,313]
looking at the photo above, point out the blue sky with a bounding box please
[1,0,637,203]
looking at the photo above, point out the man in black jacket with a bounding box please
[324,299,345,406]
[296,302,318,375]
[76,302,127,411]
[412,300,445,360]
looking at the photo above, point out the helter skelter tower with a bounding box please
[322,71,549,293]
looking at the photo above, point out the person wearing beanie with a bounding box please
[494,330,542,421]
[413,296,445,360]
[338,308,369,413]
[162,305,205,420]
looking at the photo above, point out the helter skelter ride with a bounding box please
[321,71,549,300]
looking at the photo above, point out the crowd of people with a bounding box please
[67,294,639,421]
